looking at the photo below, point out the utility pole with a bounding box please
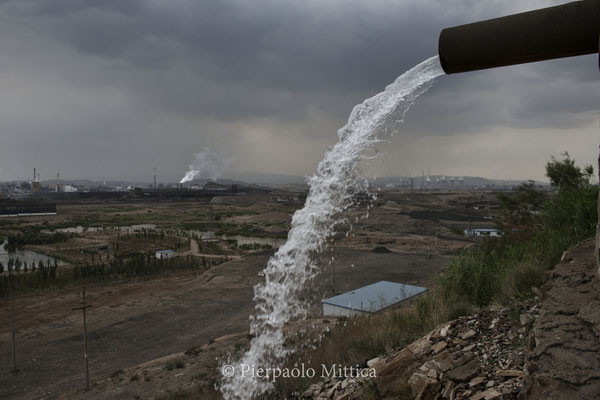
[10,281,18,373]
[331,262,335,295]
[73,287,92,391]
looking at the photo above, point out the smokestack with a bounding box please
[153,167,157,189]
[32,168,40,193]
[438,0,600,74]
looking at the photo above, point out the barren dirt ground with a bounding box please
[0,254,265,400]
[0,191,493,399]
[0,249,449,400]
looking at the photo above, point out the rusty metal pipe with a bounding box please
[439,0,600,74]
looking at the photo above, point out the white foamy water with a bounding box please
[220,56,444,399]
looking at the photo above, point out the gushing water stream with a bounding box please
[220,56,444,399]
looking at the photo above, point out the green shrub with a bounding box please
[419,153,598,323]
[165,359,185,371]
[436,182,597,308]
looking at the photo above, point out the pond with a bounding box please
[191,231,287,248]
[44,225,287,249]
[49,224,158,233]
[223,235,286,248]
[0,240,66,268]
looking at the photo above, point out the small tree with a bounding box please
[540,153,598,242]
[15,258,23,273]
[546,151,594,191]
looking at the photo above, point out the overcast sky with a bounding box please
[0,0,598,183]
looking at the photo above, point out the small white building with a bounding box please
[200,231,219,243]
[155,250,174,259]
[322,281,427,317]
[463,228,503,237]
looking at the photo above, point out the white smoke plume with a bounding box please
[179,147,230,184]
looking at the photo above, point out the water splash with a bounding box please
[220,56,444,399]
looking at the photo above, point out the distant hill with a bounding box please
[1,174,547,189]
[223,172,308,185]
[223,173,547,188]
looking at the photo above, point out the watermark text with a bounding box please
[221,363,376,382]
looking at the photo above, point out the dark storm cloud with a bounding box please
[3,0,576,118]
[0,0,596,182]
[401,53,600,137]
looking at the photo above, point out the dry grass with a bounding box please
[276,306,430,397]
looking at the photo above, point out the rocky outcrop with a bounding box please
[302,303,537,400]
[376,305,535,400]
[300,376,372,400]
[521,239,600,400]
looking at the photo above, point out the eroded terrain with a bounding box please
[0,190,498,399]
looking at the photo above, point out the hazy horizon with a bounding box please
[0,170,550,187]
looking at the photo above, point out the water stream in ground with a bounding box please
[219,56,445,399]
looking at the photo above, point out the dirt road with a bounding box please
[183,238,242,259]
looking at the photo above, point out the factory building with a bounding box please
[0,201,57,217]
[322,281,427,317]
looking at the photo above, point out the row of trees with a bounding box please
[0,254,227,296]
[113,230,190,251]
[0,258,57,274]
[5,227,189,254]
[238,242,273,251]
[0,260,57,296]
[4,231,75,252]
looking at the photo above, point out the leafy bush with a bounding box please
[165,359,185,371]
[4,231,75,251]
[423,152,597,313]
